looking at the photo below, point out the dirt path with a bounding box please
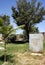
[14,52,45,65]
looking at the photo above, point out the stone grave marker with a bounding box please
[29,34,43,53]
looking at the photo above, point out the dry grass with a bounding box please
[10,51,45,65]
[0,42,45,65]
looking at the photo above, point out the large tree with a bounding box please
[12,0,45,41]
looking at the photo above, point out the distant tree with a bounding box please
[12,0,45,41]
[0,15,10,26]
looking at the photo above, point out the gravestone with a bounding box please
[29,34,43,53]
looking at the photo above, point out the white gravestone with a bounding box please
[29,34,43,52]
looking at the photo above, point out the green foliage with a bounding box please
[0,43,29,65]
[0,16,13,61]
[0,15,25,40]
[12,0,45,33]
[0,18,4,26]
[0,15,10,26]
[0,15,25,61]
[11,0,45,41]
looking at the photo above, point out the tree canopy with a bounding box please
[0,15,10,26]
[11,0,45,41]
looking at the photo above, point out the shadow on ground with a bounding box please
[0,54,14,62]
[8,41,28,44]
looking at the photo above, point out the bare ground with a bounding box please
[12,51,45,65]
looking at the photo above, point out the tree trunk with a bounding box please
[2,36,7,61]
[26,30,29,42]
[25,25,29,42]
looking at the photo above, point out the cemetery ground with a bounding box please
[0,42,45,65]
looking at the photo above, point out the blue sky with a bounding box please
[0,0,45,33]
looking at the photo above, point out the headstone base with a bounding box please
[30,53,43,56]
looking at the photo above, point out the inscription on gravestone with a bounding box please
[29,34,43,52]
